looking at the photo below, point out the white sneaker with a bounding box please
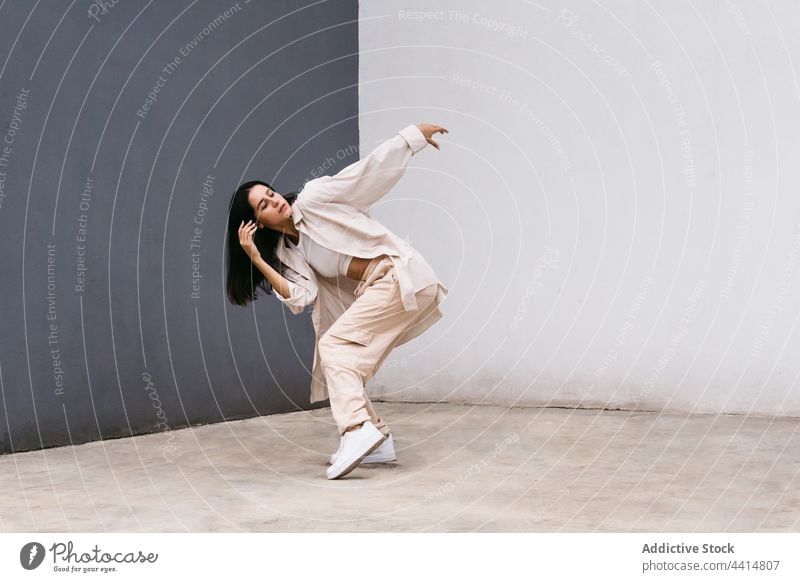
[329,433,396,465]
[326,421,386,480]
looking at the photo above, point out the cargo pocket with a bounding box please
[355,267,399,311]
[327,326,374,347]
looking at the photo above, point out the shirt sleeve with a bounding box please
[300,124,429,211]
[272,264,317,315]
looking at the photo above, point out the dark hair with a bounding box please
[225,180,300,306]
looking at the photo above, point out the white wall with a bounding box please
[359,0,800,417]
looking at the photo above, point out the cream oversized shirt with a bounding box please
[272,124,449,403]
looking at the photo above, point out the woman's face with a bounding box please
[247,184,292,229]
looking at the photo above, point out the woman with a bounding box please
[226,123,449,479]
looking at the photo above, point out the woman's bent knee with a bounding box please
[414,286,438,309]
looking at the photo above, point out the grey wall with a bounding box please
[0,0,359,455]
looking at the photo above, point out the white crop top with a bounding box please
[285,232,353,278]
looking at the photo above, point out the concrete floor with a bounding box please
[1,402,798,532]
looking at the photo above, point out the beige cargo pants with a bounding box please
[317,255,439,436]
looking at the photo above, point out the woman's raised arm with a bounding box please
[300,124,447,211]
[239,220,316,314]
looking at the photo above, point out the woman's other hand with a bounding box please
[238,220,261,262]
[416,123,449,150]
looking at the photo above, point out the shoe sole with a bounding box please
[330,451,396,465]
[327,432,386,480]
[361,453,396,463]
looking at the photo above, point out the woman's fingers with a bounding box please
[238,220,257,247]
[424,125,448,149]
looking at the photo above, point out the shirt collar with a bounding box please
[278,202,303,251]
[290,202,303,225]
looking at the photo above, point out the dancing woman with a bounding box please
[225,123,449,479]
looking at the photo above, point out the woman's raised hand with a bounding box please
[238,220,261,262]
[416,123,449,150]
